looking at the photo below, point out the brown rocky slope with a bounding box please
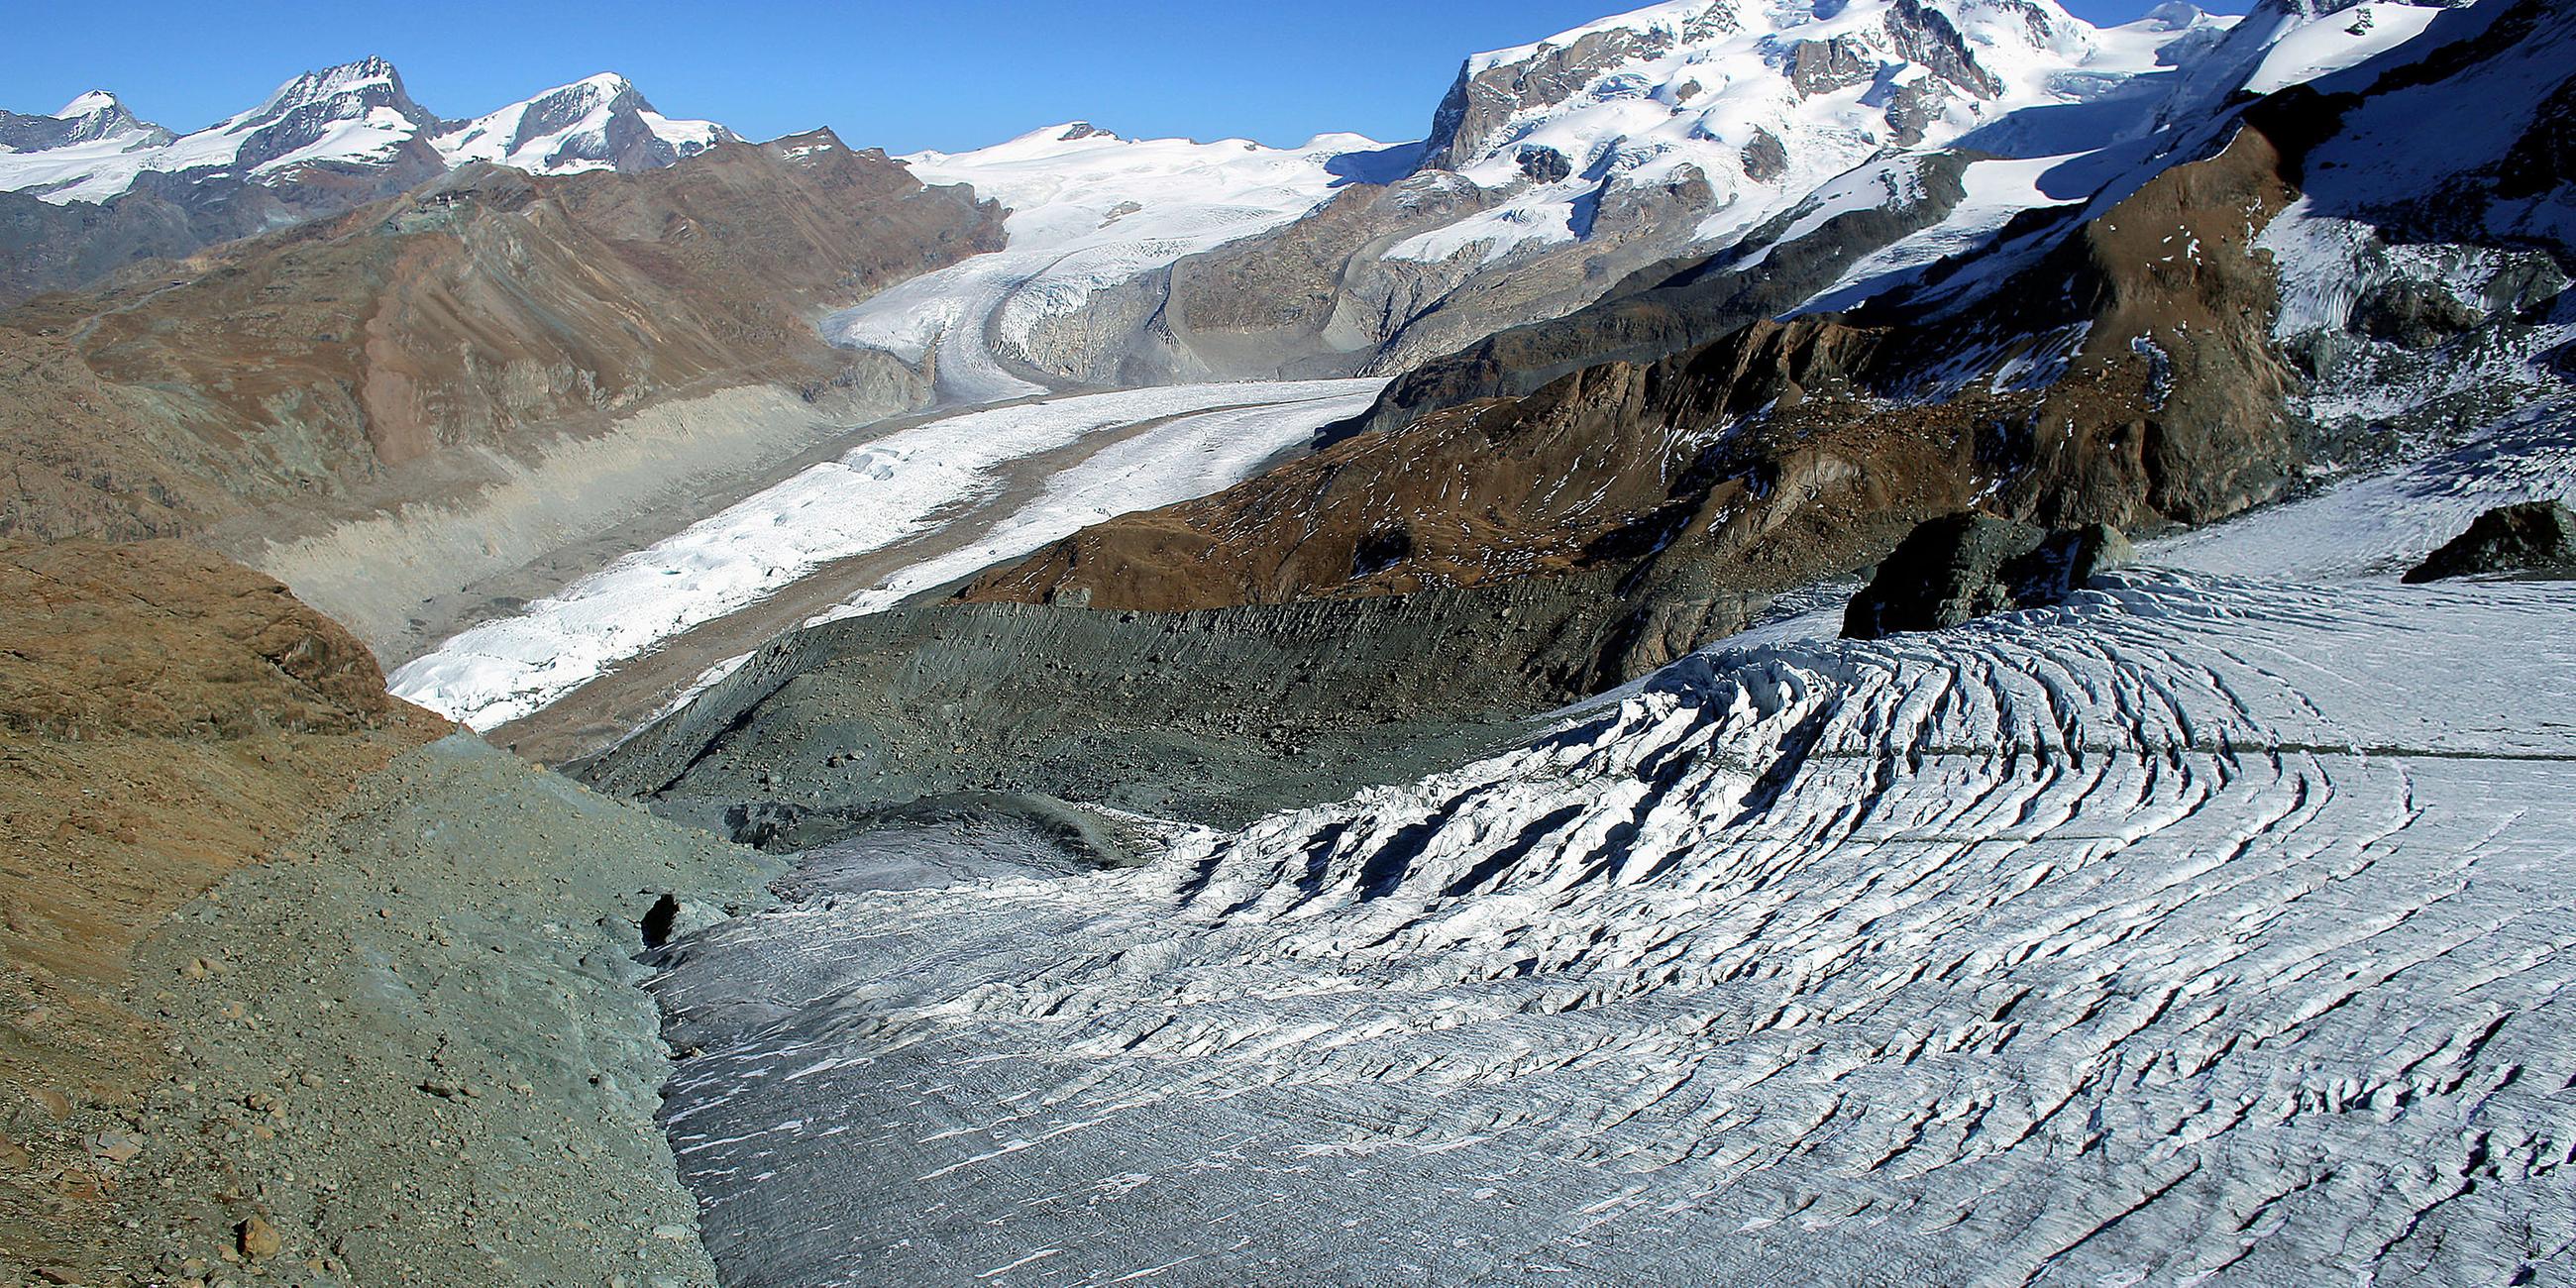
[2,539,785,1286]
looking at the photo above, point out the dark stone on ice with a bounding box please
[2404,500,2576,583]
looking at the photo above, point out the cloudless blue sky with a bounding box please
[3,0,2249,154]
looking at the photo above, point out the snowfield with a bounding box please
[388,379,1384,730]
[2240,2,2447,96]
[655,410,2576,1286]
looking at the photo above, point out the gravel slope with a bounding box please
[48,734,780,1287]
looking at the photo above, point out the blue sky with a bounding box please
[4,0,2247,154]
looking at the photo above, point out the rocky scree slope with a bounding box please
[0,132,1004,657]
[0,540,786,1287]
[0,59,735,304]
[579,569,1779,840]
[0,539,445,1278]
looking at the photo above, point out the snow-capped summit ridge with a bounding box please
[2137,0,2216,31]
[1464,0,1730,74]
[236,56,425,129]
[0,88,167,156]
[429,72,734,176]
[54,91,123,120]
[0,57,737,203]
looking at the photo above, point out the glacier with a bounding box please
[388,379,1387,731]
[652,404,2576,1286]
[828,125,1390,403]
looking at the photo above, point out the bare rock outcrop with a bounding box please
[1842,514,2133,638]
[2404,499,2576,582]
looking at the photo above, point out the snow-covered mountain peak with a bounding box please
[1,59,740,204]
[1390,0,2217,266]
[429,72,734,175]
[232,56,430,132]
[54,90,124,121]
[1461,0,1734,76]
[2135,0,2217,31]
[0,88,168,155]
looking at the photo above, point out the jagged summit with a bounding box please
[234,55,429,128]
[54,90,126,120]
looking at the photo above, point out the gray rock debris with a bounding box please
[117,734,783,1288]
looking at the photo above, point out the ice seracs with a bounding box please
[656,446,2576,1284]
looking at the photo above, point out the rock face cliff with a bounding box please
[0,133,1004,652]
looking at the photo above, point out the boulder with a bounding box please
[2403,499,2576,583]
[1844,514,2133,639]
